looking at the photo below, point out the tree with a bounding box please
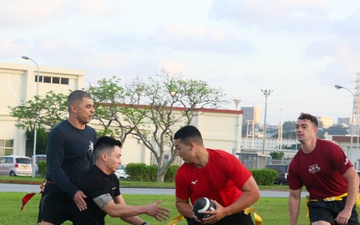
[124,71,228,182]
[325,124,348,135]
[87,70,228,182]
[87,76,133,139]
[26,127,48,154]
[9,91,68,130]
[282,121,296,132]
[269,151,284,160]
[9,91,68,154]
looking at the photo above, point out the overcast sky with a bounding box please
[2,0,360,125]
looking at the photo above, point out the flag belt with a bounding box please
[20,180,47,211]
[305,193,360,220]
[167,207,262,225]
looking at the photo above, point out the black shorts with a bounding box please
[38,185,75,224]
[308,197,360,225]
[186,211,254,225]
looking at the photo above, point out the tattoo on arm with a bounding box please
[94,194,113,209]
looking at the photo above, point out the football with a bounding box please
[193,197,216,221]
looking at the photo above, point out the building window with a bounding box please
[0,139,14,156]
[35,76,43,82]
[61,78,69,85]
[34,74,70,85]
[44,76,51,83]
[52,77,60,84]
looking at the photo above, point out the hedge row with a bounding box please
[125,163,179,182]
[37,161,278,185]
[37,161,179,183]
[250,168,278,186]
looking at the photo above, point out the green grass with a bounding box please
[0,176,291,191]
[0,176,302,224]
[0,192,309,225]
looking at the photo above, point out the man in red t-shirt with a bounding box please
[288,113,359,225]
[174,125,260,225]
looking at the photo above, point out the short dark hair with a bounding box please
[67,90,92,112]
[174,125,203,145]
[298,113,318,127]
[94,136,123,160]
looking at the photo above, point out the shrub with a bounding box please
[38,161,47,178]
[250,168,278,186]
[164,165,179,182]
[125,163,148,181]
[125,163,179,182]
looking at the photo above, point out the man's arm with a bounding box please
[218,176,260,218]
[94,194,170,221]
[335,167,359,224]
[113,195,145,225]
[288,188,301,225]
[175,196,195,219]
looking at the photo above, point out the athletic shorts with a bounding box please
[186,211,254,225]
[37,185,75,224]
[308,197,360,225]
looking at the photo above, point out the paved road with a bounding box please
[0,183,309,197]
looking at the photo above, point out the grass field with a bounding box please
[0,192,310,225]
[0,176,308,224]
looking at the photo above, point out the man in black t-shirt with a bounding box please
[74,136,170,225]
[38,90,97,225]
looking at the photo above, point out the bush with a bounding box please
[125,163,148,181]
[38,161,47,178]
[164,165,179,182]
[125,163,179,182]
[250,168,278,186]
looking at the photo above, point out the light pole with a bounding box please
[233,99,241,110]
[335,84,355,165]
[261,90,273,154]
[21,56,39,178]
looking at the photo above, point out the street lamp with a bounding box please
[335,84,355,165]
[21,56,40,178]
[261,90,273,154]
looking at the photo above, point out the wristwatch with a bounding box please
[141,222,148,225]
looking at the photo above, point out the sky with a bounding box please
[2,0,360,125]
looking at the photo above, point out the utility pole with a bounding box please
[261,90,273,154]
[233,99,241,110]
[355,73,360,170]
[278,109,283,149]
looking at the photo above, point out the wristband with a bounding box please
[141,222,148,225]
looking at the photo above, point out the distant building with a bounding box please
[241,106,261,125]
[317,116,333,129]
[338,117,351,127]
[241,137,298,150]
[0,62,84,157]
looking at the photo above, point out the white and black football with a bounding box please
[193,197,216,221]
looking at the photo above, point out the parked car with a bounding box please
[0,155,32,176]
[114,164,130,179]
[265,164,289,185]
[31,154,46,175]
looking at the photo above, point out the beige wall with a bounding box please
[0,62,85,156]
[89,109,243,166]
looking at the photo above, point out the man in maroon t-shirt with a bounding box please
[288,113,359,225]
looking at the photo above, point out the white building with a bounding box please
[0,62,245,166]
[0,62,84,157]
